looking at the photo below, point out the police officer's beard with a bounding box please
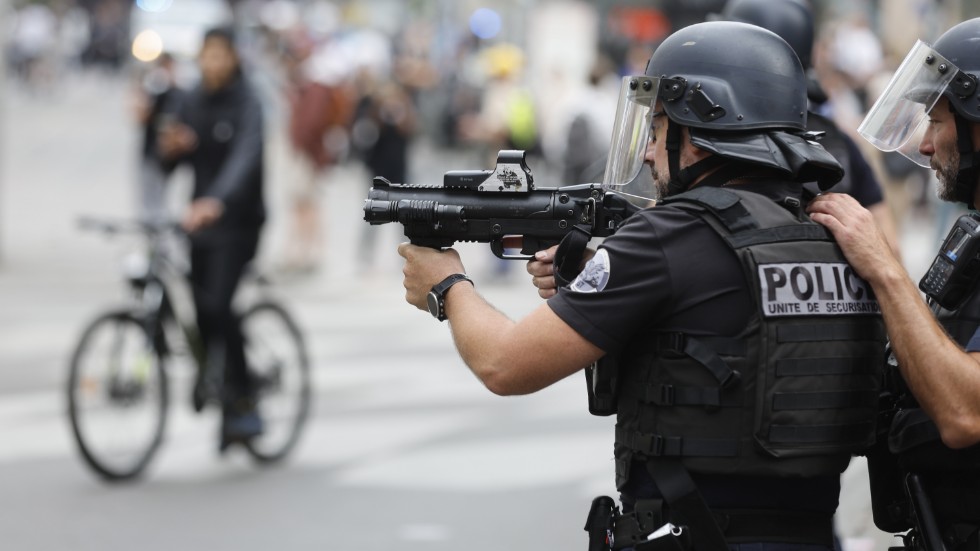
[652,165,671,199]
[934,151,960,202]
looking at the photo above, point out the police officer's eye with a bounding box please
[650,110,665,142]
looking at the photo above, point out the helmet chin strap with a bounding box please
[664,119,728,197]
[952,110,980,207]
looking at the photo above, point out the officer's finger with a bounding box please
[526,259,555,277]
[809,211,846,237]
[397,242,413,259]
[534,245,559,262]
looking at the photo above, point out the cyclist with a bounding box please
[157,26,266,450]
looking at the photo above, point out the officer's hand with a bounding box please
[526,245,596,299]
[807,192,902,284]
[398,243,466,311]
[182,197,225,233]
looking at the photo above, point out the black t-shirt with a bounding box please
[548,180,841,514]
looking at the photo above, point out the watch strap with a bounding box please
[430,273,473,321]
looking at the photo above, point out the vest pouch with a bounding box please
[587,355,621,416]
[751,300,884,460]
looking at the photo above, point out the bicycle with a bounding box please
[67,218,312,482]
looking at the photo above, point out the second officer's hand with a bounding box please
[806,192,901,284]
[398,243,466,311]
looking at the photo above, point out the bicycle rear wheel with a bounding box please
[240,301,311,463]
[67,310,167,481]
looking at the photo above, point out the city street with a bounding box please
[0,70,911,550]
[0,70,615,550]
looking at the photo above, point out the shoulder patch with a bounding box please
[758,262,881,317]
[569,249,611,293]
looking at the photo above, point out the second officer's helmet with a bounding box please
[709,0,814,68]
[603,21,842,200]
[858,18,980,203]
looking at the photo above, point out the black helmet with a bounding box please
[709,0,814,68]
[646,21,807,133]
[932,18,980,123]
[645,22,840,195]
[858,18,980,204]
[603,21,841,201]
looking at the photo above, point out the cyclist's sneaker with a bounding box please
[219,409,264,453]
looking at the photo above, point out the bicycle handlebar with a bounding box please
[77,216,184,237]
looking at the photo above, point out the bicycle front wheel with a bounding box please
[67,310,168,481]
[240,301,311,463]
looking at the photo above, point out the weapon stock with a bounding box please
[363,150,637,259]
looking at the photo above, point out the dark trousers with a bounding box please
[190,231,259,407]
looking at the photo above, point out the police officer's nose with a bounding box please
[918,134,935,159]
[644,140,657,164]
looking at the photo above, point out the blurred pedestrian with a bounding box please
[561,53,620,184]
[279,31,356,273]
[352,75,417,270]
[7,3,58,90]
[157,26,267,450]
[132,52,181,224]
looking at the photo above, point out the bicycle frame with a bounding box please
[131,226,207,373]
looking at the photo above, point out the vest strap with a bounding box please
[776,356,879,376]
[644,461,729,551]
[772,390,878,411]
[768,421,875,444]
[726,224,832,248]
[777,323,884,343]
[664,187,757,234]
[656,333,741,387]
[617,427,738,457]
[622,383,741,408]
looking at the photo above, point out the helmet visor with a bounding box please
[858,40,958,167]
[602,76,660,199]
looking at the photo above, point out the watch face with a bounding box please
[426,291,441,318]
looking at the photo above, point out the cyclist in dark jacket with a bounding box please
[158,26,265,450]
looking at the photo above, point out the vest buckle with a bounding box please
[659,333,687,356]
[648,434,665,456]
[657,384,675,406]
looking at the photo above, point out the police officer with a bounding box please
[808,19,980,551]
[399,21,885,550]
[709,0,902,259]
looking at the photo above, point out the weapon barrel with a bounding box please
[363,199,465,225]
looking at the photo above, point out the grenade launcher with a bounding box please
[362,150,638,260]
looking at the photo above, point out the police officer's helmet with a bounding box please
[645,21,807,133]
[709,0,814,69]
[932,18,980,123]
[858,18,980,204]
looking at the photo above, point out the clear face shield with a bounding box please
[858,41,959,167]
[602,75,661,203]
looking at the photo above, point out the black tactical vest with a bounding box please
[612,187,886,489]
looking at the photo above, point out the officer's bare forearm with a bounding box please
[444,285,603,395]
[872,267,980,448]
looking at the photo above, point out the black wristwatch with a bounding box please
[426,274,473,321]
